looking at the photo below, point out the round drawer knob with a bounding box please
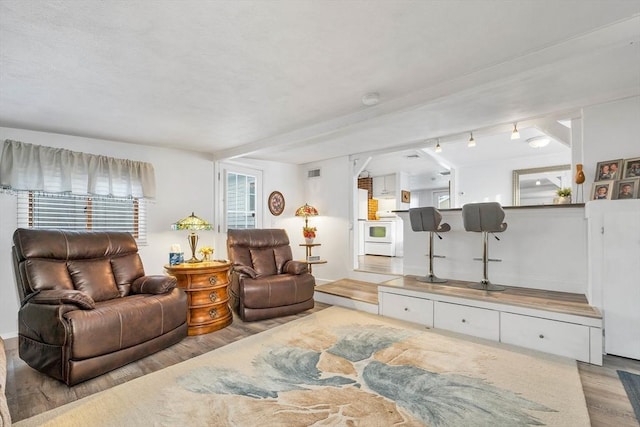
[404,307,409,312]
[209,276,217,285]
[539,334,544,339]
[461,319,466,323]
[209,308,218,319]
[209,292,218,302]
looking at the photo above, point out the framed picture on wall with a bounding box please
[590,181,614,200]
[622,157,640,179]
[594,159,623,181]
[401,190,411,203]
[613,179,640,200]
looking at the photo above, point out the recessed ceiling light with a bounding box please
[527,136,551,148]
[361,92,380,106]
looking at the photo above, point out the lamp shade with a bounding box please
[171,212,212,263]
[295,204,318,218]
[171,212,213,231]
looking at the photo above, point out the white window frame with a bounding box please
[218,162,263,232]
[433,190,450,209]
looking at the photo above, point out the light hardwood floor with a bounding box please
[5,301,640,426]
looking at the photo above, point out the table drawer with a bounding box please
[500,312,590,362]
[380,292,433,327]
[190,302,231,325]
[189,288,228,307]
[434,301,499,341]
[189,271,228,289]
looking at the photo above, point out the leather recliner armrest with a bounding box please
[232,265,258,278]
[132,275,177,295]
[22,289,95,310]
[283,260,309,275]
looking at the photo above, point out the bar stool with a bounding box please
[462,202,507,291]
[409,207,451,283]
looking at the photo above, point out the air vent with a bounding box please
[307,168,321,178]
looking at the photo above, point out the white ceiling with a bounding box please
[1,1,639,168]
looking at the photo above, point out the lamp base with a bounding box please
[187,232,200,264]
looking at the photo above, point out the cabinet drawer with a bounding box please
[434,301,499,341]
[189,288,228,307]
[189,271,228,289]
[190,302,231,325]
[500,312,590,362]
[380,292,433,327]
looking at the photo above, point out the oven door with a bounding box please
[365,222,393,243]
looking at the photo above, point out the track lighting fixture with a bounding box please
[435,139,442,153]
[511,123,520,140]
[468,132,476,147]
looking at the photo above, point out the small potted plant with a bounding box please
[555,187,572,204]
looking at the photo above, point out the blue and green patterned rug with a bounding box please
[16,306,590,426]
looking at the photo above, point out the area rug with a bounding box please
[618,370,640,422]
[16,306,590,426]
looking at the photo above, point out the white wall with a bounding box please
[581,96,640,186]
[400,207,588,293]
[456,151,570,207]
[300,157,352,284]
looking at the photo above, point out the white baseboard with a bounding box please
[314,291,378,314]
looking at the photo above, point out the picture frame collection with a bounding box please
[591,157,640,200]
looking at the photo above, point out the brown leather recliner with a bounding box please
[227,229,315,321]
[12,228,188,385]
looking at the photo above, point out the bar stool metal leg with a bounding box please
[417,231,448,283]
[468,231,505,291]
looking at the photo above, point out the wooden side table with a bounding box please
[299,243,327,274]
[164,261,232,336]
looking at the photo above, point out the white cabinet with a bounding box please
[586,200,640,360]
[434,301,499,341]
[379,292,433,327]
[501,313,590,362]
[378,284,603,365]
[372,174,396,198]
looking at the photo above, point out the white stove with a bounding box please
[364,220,396,256]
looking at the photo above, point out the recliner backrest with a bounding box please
[12,228,145,301]
[227,229,293,276]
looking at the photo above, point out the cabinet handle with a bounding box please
[209,276,217,285]
[209,308,218,319]
[404,307,409,312]
[539,334,544,339]
[461,319,466,323]
[209,292,218,302]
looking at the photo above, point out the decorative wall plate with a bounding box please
[268,191,285,216]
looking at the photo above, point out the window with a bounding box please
[433,190,450,209]
[226,172,257,230]
[17,192,147,244]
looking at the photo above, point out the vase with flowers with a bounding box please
[198,246,214,262]
[303,226,317,244]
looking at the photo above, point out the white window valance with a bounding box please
[0,139,156,199]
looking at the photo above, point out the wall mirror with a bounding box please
[512,164,572,206]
